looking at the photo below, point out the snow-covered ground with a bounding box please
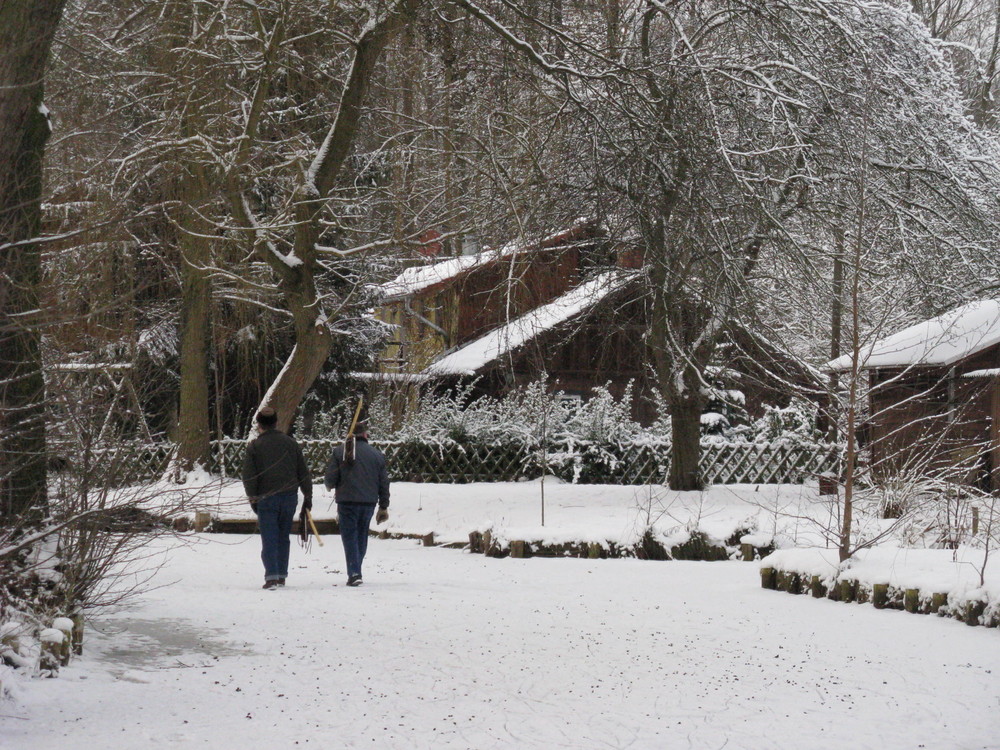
[5,480,997,748]
[4,531,1000,750]
[196,477,848,548]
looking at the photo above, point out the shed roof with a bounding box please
[423,271,628,377]
[826,298,1000,372]
[377,219,596,301]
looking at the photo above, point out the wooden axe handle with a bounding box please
[306,510,324,547]
[347,397,363,437]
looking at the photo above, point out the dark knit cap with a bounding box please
[256,407,278,428]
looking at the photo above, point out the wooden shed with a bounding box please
[827,299,1000,491]
[369,221,823,428]
[375,219,610,375]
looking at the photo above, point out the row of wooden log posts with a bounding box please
[759,566,996,628]
[1,614,84,677]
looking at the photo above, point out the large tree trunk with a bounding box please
[168,0,217,471]
[0,0,68,521]
[646,234,711,492]
[258,273,333,434]
[174,213,213,470]
[669,394,703,491]
[249,0,422,430]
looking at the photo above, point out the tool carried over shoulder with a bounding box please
[343,396,364,467]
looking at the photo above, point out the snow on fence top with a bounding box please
[423,271,626,377]
[826,298,1000,371]
[377,219,595,301]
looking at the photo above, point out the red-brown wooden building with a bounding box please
[369,221,822,426]
[826,299,1000,491]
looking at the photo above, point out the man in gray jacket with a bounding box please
[242,407,312,589]
[323,422,389,586]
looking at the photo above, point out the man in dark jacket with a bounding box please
[242,407,312,589]
[324,422,389,587]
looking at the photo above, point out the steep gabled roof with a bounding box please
[377,219,596,301]
[423,271,628,377]
[826,299,1000,372]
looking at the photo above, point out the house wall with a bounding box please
[452,246,581,346]
[377,243,589,373]
[377,296,450,374]
[868,346,1000,490]
[472,293,659,424]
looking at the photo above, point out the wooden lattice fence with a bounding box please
[63,440,841,484]
[89,438,839,486]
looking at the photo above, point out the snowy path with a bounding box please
[4,536,999,750]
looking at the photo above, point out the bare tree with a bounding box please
[0,0,68,520]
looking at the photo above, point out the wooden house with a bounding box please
[826,299,1000,491]
[375,219,611,374]
[368,221,823,427]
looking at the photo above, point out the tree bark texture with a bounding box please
[256,0,423,430]
[646,239,713,492]
[0,0,68,520]
[167,0,219,471]
[174,203,213,470]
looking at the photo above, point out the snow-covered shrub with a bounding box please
[669,530,730,561]
[306,378,830,464]
[318,378,668,446]
[751,400,824,446]
[636,526,730,561]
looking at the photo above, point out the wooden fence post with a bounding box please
[194,511,212,532]
[39,629,63,676]
[53,618,74,666]
[740,543,754,562]
[760,567,777,589]
[510,541,526,559]
[965,600,986,626]
[930,592,948,615]
[810,575,826,598]
[837,579,856,602]
[872,583,889,609]
[903,589,920,614]
[70,612,84,656]
[777,571,801,594]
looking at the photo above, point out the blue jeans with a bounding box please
[338,502,375,578]
[256,491,298,581]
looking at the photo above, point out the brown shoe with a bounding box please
[262,580,279,590]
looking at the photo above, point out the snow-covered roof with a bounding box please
[378,251,493,300]
[377,220,595,301]
[424,272,627,377]
[826,299,1000,372]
